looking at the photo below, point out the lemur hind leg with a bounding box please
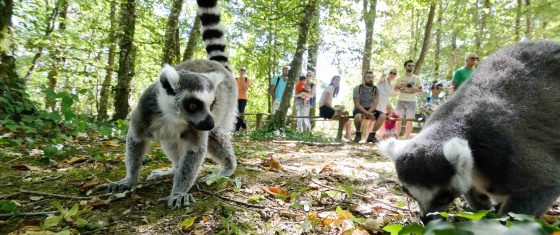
[204,129,237,179]
[108,131,150,192]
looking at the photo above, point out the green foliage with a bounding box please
[204,168,243,191]
[41,201,104,233]
[0,200,20,214]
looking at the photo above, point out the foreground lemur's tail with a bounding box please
[197,0,231,72]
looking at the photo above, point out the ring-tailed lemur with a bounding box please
[108,0,237,208]
[378,41,560,222]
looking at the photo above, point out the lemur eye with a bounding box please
[189,103,197,111]
[183,98,203,113]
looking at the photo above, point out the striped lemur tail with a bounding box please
[197,0,232,72]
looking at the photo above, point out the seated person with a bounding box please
[352,71,386,143]
[318,75,352,140]
[383,104,400,139]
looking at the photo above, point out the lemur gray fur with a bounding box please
[108,0,237,208]
[378,41,560,222]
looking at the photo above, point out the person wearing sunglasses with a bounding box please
[421,81,444,118]
[452,53,479,91]
[394,60,422,139]
[373,69,397,139]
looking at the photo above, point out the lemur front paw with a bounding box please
[159,193,195,208]
[107,178,136,193]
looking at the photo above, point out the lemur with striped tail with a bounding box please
[108,0,237,208]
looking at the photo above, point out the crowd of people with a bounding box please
[234,53,479,143]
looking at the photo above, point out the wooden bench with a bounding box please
[286,115,353,141]
[243,112,272,129]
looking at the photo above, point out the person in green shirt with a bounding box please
[452,53,479,91]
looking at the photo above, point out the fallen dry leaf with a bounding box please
[319,164,332,174]
[261,156,285,172]
[11,164,41,171]
[103,140,120,147]
[64,156,89,164]
[261,186,290,201]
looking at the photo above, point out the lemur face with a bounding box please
[378,137,475,222]
[159,64,223,131]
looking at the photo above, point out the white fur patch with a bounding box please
[203,38,227,47]
[443,137,474,193]
[377,138,410,161]
[160,64,179,90]
[404,183,439,214]
[203,71,225,87]
[198,5,222,16]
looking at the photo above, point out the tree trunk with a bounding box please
[182,16,201,61]
[45,0,69,111]
[162,0,184,65]
[270,0,318,129]
[433,0,443,78]
[23,0,66,82]
[113,0,137,120]
[413,1,436,75]
[525,0,532,39]
[360,0,377,76]
[98,0,118,120]
[1,0,36,117]
[475,0,490,54]
[307,4,320,125]
[515,0,522,41]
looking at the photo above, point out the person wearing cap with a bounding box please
[236,67,251,131]
[452,53,479,91]
[421,81,444,118]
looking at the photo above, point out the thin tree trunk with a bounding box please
[433,0,443,78]
[525,0,532,39]
[413,2,436,75]
[113,0,137,120]
[475,0,490,54]
[162,0,184,65]
[45,0,68,111]
[270,0,318,128]
[307,4,320,125]
[23,0,65,82]
[360,0,377,76]
[98,0,118,120]
[1,0,35,117]
[515,0,522,41]
[182,16,201,61]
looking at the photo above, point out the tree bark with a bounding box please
[413,2,436,75]
[360,0,377,76]
[113,0,138,120]
[162,0,184,65]
[475,0,490,54]
[270,0,318,128]
[433,0,443,78]
[182,16,201,61]
[525,0,532,39]
[98,0,118,120]
[307,2,320,125]
[514,0,522,41]
[45,0,69,111]
[1,0,36,117]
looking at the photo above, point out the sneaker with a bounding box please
[353,132,362,142]
[367,132,378,143]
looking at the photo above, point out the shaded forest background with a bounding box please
[3,0,560,122]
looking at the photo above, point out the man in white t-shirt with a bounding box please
[393,60,422,139]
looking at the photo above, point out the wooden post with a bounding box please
[256,113,264,129]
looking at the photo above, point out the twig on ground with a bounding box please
[0,183,14,187]
[311,179,409,212]
[7,156,24,163]
[19,189,91,200]
[0,192,20,199]
[0,211,58,219]
[195,184,266,209]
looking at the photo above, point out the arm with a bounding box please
[268,77,277,96]
[239,77,250,91]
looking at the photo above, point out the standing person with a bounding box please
[451,53,479,91]
[394,60,422,139]
[382,104,399,139]
[319,75,352,140]
[269,66,289,114]
[294,71,316,132]
[352,71,386,143]
[374,69,397,138]
[235,67,251,131]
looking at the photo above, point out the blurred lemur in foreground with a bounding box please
[108,0,237,208]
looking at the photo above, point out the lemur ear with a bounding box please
[443,137,474,186]
[377,138,408,162]
[160,64,180,96]
[205,72,225,87]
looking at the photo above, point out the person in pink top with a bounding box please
[383,104,400,139]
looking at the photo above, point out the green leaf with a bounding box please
[65,203,79,219]
[248,194,261,203]
[178,216,197,230]
[383,224,404,235]
[396,200,406,208]
[456,210,489,221]
[0,200,19,213]
[52,201,65,214]
[43,215,62,228]
[400,223,425,234]
[337,185,353,198]
[75,218,88,228]
[54,230,73,235]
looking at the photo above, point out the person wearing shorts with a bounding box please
[394,60,423,139]
[319,76,352,140]
[352,71,386,143]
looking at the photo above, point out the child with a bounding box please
[295,76,312,107]
[383,104,399,139]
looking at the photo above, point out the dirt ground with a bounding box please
[1,135,558,234]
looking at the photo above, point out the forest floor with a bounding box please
[1,133,559,234]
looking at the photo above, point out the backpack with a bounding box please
[358,84,377,99]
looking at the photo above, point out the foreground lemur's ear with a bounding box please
[443,137,474,191]
[377,138,409,161]
[204,72,225,87]
[160,64,180,96]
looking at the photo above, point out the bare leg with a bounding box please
[395,120,402,138]
[405,120,413,139]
